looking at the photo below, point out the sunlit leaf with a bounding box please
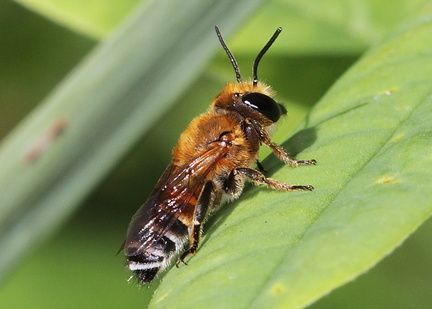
[14,0,424,52]
[13,0,140,38]
[231,0,425,54]
[150,2,432,308]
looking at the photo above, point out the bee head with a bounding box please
[214,26,285,124]
[236,91,287,122]
[213,82,286,125]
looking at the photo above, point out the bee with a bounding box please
[122,26,316,284]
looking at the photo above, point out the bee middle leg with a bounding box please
[177,181,214,266]
[256,159,266,173]
[228,167,314,192]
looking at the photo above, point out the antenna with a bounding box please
[253,27,282,86]
[215,26,243,83]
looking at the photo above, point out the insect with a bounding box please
[121,26,316,283]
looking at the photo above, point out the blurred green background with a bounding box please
[0,0,431,308]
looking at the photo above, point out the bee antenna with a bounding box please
[253,27,282,87]
[215,26,243,83]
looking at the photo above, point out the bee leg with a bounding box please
[223,169,239,195]
[256,160,267,173]
[269,142,316,166]
[254,122,316,166]
[235,167,314,191]
[176,181,214,266]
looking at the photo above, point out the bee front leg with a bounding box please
[232,167,314,191]
[176,181,214,267]
[253,121,316,166]
[268,141,316,166]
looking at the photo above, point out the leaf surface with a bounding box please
[14,0,423,51]
[150,3,432,308]
[13,0,140,38]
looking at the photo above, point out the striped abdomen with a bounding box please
[125,214,190,283]
[123,164,201,283]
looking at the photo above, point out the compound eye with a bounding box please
[242,93,282,122]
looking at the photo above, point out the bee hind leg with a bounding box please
[176,181,214,267]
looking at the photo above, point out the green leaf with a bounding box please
[13,0,423,50]
[149,2,432,308]
[231,0,425,54]
[13,0,141,38]
[0,0,266,282]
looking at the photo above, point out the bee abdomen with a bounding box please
[126,220,189,283]
[127,253,163,283]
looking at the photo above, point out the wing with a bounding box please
[123,145,228,257]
